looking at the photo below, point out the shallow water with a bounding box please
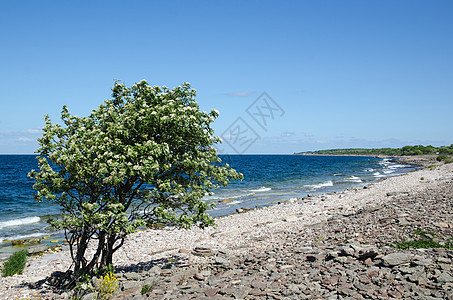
[0,154,417,248]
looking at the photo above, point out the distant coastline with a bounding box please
[294,153,391,158]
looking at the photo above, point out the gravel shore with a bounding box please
[1,161,452,299]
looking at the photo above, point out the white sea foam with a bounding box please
[379,159,391,166]
[2,232,45,243]
[363,168,375,172]
[383,170,394,174]
[0,216,41,229]
[389,164,407,169]
[346,176,362,183]
[249,187,272,193]
[308,180,334,190]
[227,200,242,205]
[373,172,385,178]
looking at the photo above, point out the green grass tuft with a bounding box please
[1,249,28,277]
[393,229,453,250]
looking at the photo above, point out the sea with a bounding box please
[0,154,418,253]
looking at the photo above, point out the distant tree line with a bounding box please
[295,144,453,156]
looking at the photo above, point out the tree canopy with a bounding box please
[29,80,242,282]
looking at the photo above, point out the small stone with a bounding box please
[215,256,230,266]
[251,279,266,289]
[0,253,12,262]
[413,258,432,266]
[335,256,348,263]
[219,198,233,203]
[437,272,453,284]
[339,246,354,257]
[205,288,220,297]
[124,272,141,281]
[294,246,312,254]
[284,215,298,222]
[81,293,97,300]
[280,264,294,270]
[367,269,379,278]
[122,280,141,290]
[437,257,451,263]
[397,218,410,226]
[388,290,402,299]
[194,273,206,281]
[27,244,49,255]
[434,222,450,228]
[306,255,317,262]
[194,245,212,251]
[192,246,214,257]
[381,252,412,267]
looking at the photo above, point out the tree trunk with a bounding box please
[73,228,90,276]
[100,233,117,269]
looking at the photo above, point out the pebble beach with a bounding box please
[1,158,452,299]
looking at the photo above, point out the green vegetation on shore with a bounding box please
[295,144,453,157]
[393,229,453,250]
[1,249,27,277]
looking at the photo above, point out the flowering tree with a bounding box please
[29,80,242,282]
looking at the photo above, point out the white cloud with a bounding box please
[24,128,42,134]
[18,137,34,142]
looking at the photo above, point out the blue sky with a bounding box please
[1,1,452,154]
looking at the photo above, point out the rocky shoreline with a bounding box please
[1,161,452,299]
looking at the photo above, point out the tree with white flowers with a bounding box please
[29,80,242,283]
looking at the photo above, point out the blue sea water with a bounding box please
[0,154,417,248]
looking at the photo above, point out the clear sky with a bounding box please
[1,1,452,154]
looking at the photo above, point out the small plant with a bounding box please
[74,274,93,296]
[1,249,27,277]
[420,177,424,180]
[97,271,118,300]
[393,229,453,250]
[314,234,325,243]
[141,284,152,295]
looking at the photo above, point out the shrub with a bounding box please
[97,271,118,300]
[28,80,242,284]
[437,154,449,162]
[1,249,27,277]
